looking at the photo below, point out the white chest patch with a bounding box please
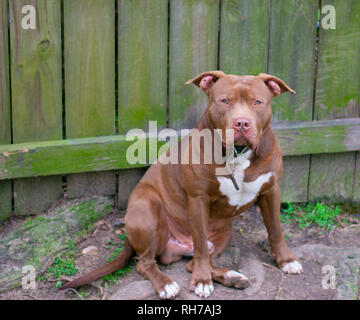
[217,151,272,209]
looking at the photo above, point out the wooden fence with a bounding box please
[0,0,359,219]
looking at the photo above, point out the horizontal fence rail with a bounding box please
[1,118,359,181]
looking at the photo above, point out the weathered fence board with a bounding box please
[118,0,168,132]
[219,0,269,75]
[10,0,63,215]
[1,118,359,181]
[268,0,318,122]
[268,0,318,203]
[354,153,360,202]
[310,153,355,201]
[0,135,158,179]
[64,0,116,198]
[274,119,360,155]
[0,0,12,220]
[314,1,360,120]
[309,0,360,202]
[356,93,360,201]
[117,0,168,207]
[169,0,220,130]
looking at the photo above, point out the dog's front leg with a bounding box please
[187,195,214,298]
[258,184,303,274]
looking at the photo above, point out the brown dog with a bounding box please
[61,71,303,299]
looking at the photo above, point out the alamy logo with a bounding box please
[321,265,336,290]
[21,5,36,30]
[321,5,336,30]
[22,265,37,290]
[125,121,236,175]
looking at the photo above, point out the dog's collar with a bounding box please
[233,145,249,158]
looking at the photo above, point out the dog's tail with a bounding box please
[59,238,135,290]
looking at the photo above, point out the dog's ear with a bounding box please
[185,71,225,94]
[257,73,296,96]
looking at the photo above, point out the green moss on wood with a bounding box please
[0,119,359,182]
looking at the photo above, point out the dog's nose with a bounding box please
[233,118,251,132]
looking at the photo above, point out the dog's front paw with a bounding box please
[281,260,303,274]
[159,281,180,299]
[191,281,214,298]
[189,259,214,298]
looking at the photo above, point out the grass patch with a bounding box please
[39,256,78,288]
[21,216,51,231]
[101,233,133,283]
[38,239,79,287]
[103,233,127,262]
[46,257,78,279]
[103,264,133,283]
[281,202,341,231]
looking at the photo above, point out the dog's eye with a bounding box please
[254,100,262,105]
[220,98,229,104]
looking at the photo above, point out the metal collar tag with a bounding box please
[225,146,249,191]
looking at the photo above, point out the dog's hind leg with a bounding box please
[125,184,180,299]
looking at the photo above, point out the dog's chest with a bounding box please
[216,153,272,209]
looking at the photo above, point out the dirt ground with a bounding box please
[0,202,359,300]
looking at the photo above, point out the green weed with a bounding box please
[46,257,78,279]
[103,264,133,283]
[281,202,341,231]
[102,233,133,283]
[106,247,123,263]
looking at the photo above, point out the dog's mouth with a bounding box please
[234,132,258,150]
[219,128,258,151]
[234,144,249,154]
[234,135,249,148]
[221,142,252,157]
[222,137,256,151]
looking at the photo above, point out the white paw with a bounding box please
[225,270,249,281]
[224,270,251,289]
[194,282,214,298]
[159,282,180,299]
[282,260,303,274]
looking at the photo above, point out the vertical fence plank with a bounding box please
[118,0,168,132]
[10,0,63,215]
[354,153,360,202]
[0,0,12,220]
[64,0,116,199]
[269,0,318,122]
[309,0,360,201]
[268,0,318,203]
[355,102,360,202]
[169,0,219,130]
[117,0,168,208]
[220,0,269,75]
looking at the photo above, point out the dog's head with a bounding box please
[186,71,295,150]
